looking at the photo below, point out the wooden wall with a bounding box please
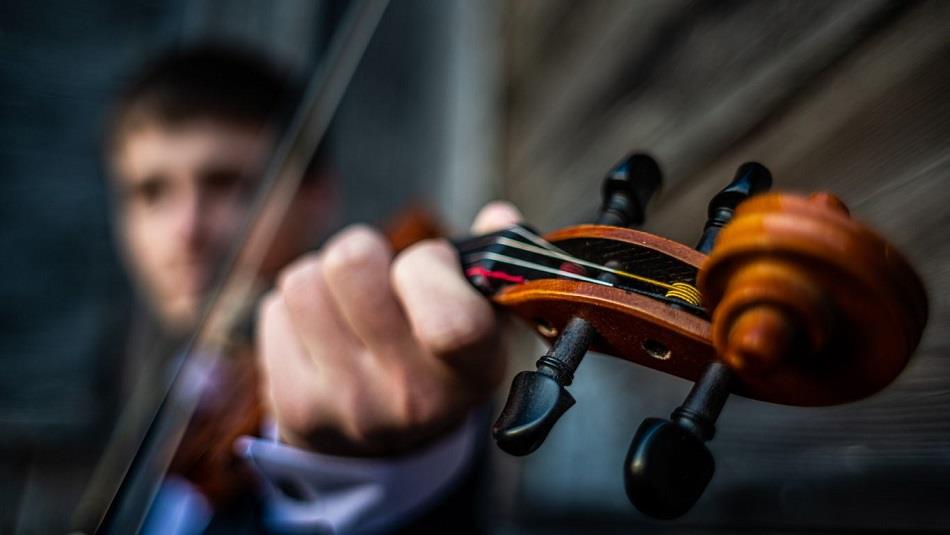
[495,1,950,532]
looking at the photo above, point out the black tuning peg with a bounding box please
[493,317,588,456]
[624,362,730,519]
[696,162,772,252]
[598,153,663,227]
[493,154,663,456]
[624,162,772,518]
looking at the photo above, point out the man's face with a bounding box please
[111,121,272,331]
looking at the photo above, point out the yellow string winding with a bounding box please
[663,282,703,306]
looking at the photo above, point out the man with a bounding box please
[104,44,516,533]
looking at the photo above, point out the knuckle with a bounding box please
[416,302,495,357]
[390,239,454,290]
[472,201,522,233]
[322,225,391,278]
[391,238,495,355]
[276,252,322,299]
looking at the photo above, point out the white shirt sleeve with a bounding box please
[234,409,483,534]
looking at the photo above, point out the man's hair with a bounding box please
[105,43,330,174]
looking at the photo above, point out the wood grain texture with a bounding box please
[700,193,927,406]
[490,225,717,394]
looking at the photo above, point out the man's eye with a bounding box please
[203,170,248,195]
[134,178,168,206]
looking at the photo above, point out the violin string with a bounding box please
[457,225,703,306]
[462,251,705,311]
[463,251,618,288]
[455,225,567,256]
[490,235,685,293]
[464,225,701,299]
[507,226,698,296]
[506,225,572,255]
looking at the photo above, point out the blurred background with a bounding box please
[1,0,949,533]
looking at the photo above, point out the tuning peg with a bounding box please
[493,316,590,456]
[598,153,663,227]
[696,162,772,252]
[493,154,663,456]
[624,162,771,519]
[493,370,576,456]
[625,362,730,518]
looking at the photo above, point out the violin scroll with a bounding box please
[700,191,927,405]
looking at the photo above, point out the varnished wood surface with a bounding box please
[495,277,714,384]
[701,193,927,406]
[543,224,707,268]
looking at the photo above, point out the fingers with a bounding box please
[392,201,521,372]
[392,200,520,389]
[391,239,497,362]
[321,225,419,359]
[471,200,523,234]
[276,252,362,367]
[256,202,523,454]
[257,292,333,435]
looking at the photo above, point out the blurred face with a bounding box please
[111,120,273,331]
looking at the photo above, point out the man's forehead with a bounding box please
[111,120,275,181]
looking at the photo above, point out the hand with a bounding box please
[257,202,521,456]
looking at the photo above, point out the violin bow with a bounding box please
[73,0,390,531]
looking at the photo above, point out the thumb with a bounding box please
[470,201,523,234]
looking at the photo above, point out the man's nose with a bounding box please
[175,188,211,252]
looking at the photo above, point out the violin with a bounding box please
[453,153,927,519]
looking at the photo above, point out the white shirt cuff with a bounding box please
[235,410,483,534]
